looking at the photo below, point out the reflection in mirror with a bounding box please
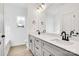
[38,4,63,35]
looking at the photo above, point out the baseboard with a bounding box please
[11,42,26,47]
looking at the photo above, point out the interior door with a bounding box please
[0,3,4,56]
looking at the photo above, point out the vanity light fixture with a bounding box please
[41,3,46,10]
[36,3,46,13]
[36,7,42,13]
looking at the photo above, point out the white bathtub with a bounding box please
[4,39,11,56]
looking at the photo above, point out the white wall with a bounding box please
[4,4,28,46]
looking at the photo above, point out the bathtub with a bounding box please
[4,39,11,56]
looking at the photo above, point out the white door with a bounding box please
[0,3,4,56]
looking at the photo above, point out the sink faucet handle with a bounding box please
[70,30,75,37]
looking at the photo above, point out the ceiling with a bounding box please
[4,3,31,8]
[4,3,65,9]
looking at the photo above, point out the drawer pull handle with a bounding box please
[43,43,44,46]
[0,42,1,45]
[49,55,52,56]
[36,47,39,49]
[30,40,32,43]
[36,40,39,42]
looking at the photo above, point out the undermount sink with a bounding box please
[51,39,74,46]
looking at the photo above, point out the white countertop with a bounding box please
[30,33,79,55]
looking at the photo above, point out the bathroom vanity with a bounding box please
[29,33,79,56]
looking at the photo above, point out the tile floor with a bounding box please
[8,45,33,56]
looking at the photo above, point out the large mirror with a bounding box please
[43,4,62,34]
[41,3,79,35]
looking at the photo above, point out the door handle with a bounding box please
[1,35,5,38]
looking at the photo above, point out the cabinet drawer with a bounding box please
[42,48,54,56]
[35,45,41,52]
[35,52,39,56]
[35,50,41,56]
[35,38,41,46]
[42,41,52,52]
[35,44,42,55]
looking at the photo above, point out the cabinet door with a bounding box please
[42,40,55,56]
[35,45,42,56]
[51,44,77,56]
[29,40,33,52]
[29,35,35,55]
[35,50,41,56]
[42,41,52,51]
[29,35,32,51]
[34,38,42,56]
[42,48,54,56]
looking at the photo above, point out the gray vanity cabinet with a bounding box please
[29,35,78,56]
